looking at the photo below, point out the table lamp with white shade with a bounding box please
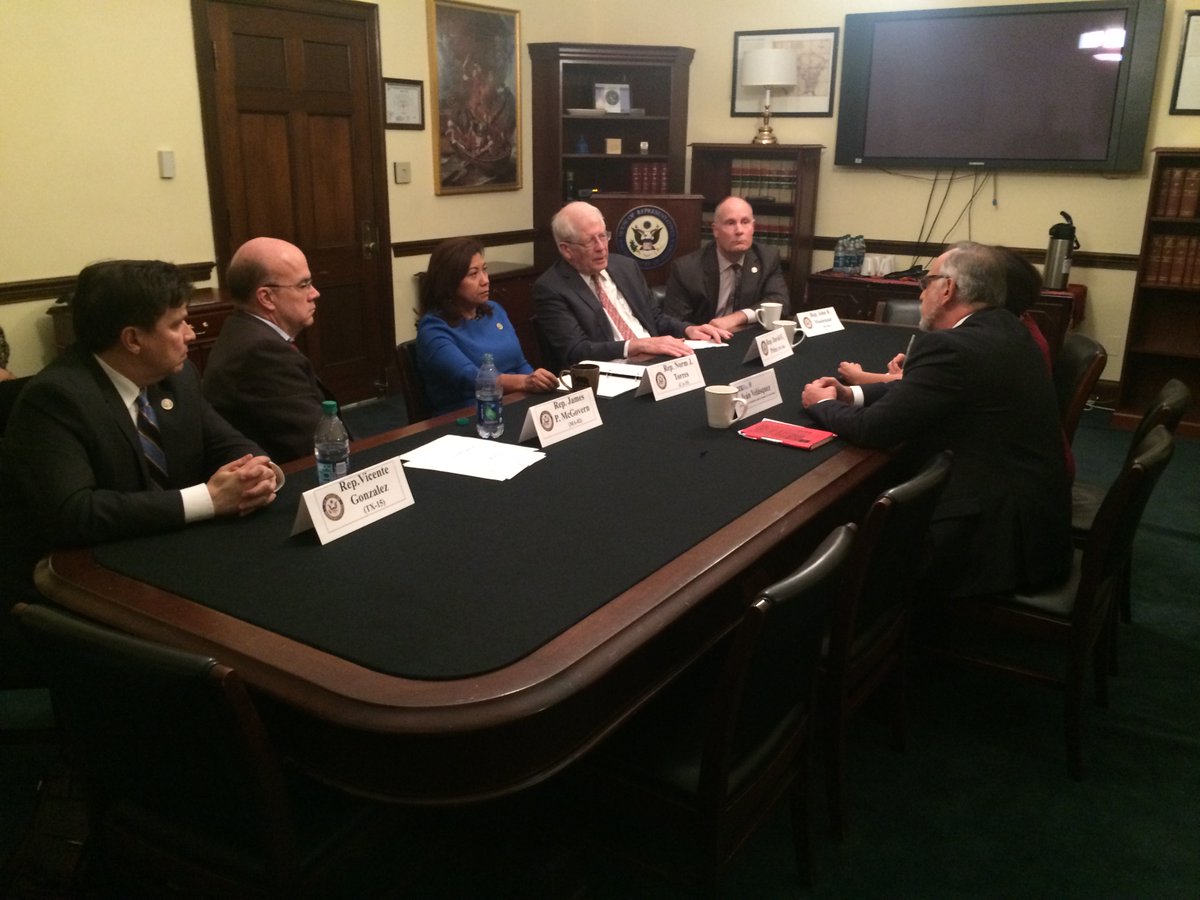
[740,47,797,145]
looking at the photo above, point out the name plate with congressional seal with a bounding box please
[730,367,783,418]
[291,457,414,545]
[615,205,678,270]
[798,306,846,337]
[519,387,603,448]
[742,327,796,366]
[634,354,705,400]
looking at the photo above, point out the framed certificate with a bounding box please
[384,78,424,130]
[594,83,630,113]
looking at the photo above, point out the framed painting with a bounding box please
[731,27,839,118]
[427,0,521,193]
[1170,10,1200,114]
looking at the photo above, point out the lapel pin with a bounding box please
[161,398,174,411]
[751,266,759,274]
[497,322,504,330]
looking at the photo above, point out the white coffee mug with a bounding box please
[770,318,799,346]
[753,302,783,328]
[705,385,748,429]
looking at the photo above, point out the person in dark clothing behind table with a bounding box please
[803,242,1071,600]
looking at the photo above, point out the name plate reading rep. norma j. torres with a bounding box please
[520,387,603,448]
[635,353,706,400]
[292,457,414,545]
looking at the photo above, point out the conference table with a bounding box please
[36,321,915,804]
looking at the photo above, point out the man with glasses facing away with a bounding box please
[801,242,1072,600]
[203,237,343,462]
[532,201,728,371]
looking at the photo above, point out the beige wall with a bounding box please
[2,0,1194,379]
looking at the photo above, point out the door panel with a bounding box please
[199,0,392,402]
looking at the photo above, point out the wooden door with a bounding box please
[194,0,393,402]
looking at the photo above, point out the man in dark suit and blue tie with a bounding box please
[532,201,727,371]
[1,259,279,606]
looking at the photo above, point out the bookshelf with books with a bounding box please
[1115,148,1200,436]
[529,43,693,271]
[688,144,822,300]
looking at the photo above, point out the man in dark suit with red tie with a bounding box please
[1,259,279,614]
[662,196,790,331]
[532,201,728,371]
[203,237,339,462]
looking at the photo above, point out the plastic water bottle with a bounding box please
[475,353,504,439]
[314,400,350,484]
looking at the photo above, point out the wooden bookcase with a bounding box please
[529,43,693,272]
[687,143,822,301]
[1114,148,1200,437]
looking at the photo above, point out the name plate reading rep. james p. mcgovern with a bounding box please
[520,387,603,448]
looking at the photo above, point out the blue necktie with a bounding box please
[136,390,170,490]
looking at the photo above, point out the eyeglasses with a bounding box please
[918,273,951,290]
[264,279,315,292]
[564,231,611,248]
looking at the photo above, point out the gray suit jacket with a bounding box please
[662,241,789,323]
[532,254,690,370]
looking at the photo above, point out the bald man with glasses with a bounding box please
[203,237,343,462]
[532,201,726,370]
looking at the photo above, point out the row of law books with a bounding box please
[729,157,798,206]
[702,212,793,261]
[630,161,669,194]
[1144,234,1200,288]
[1152,167,1200,218]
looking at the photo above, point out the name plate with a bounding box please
[519,387,603,447]
[635,354,705,400]
[798,306,845,337]
[291,457,414,545]
[742,327,795,366]
[731,367,783,417]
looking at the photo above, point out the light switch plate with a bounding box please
[394,161,411,184]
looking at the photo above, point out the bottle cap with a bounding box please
[322,400,338,415]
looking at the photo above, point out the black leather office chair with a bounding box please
[821,451,953,840]
[872,298,922,326]
[923,426,1175,779]
[394,340,431,424]
[1053,333,1107,446]
[1073,378,1190,624]
[13,603,397,899]
[577,525,856,892]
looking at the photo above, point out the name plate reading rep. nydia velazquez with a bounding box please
[292,457,414,545]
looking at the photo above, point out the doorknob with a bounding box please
[361,221,378,259]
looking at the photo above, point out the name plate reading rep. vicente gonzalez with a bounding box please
[635,353,705,400]
[520,387,603,448]
[292,457,414,545]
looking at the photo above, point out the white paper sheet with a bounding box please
[399,434,544,481]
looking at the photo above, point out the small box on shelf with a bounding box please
[605,138,622,155]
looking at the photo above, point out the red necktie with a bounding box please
[592,274,638,342]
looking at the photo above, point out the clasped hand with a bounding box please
[207,454,278,517]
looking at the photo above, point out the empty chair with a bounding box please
[873,298,922,326]
[1073,378,1190,625]
[1052,332,1107,446]
[13,603,395,899]
[394,339,432,424]
[821,450,953,841]
[576,524,856,893]
[922,426,1175,779]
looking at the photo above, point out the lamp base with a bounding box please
[751,122,779,145]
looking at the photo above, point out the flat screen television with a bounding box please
[834,0,1165,172]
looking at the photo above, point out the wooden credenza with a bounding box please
[802,270,1084,363]
[47,288,233,374]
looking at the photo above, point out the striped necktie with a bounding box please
[135,390,170,490]
[592,274,638,342]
